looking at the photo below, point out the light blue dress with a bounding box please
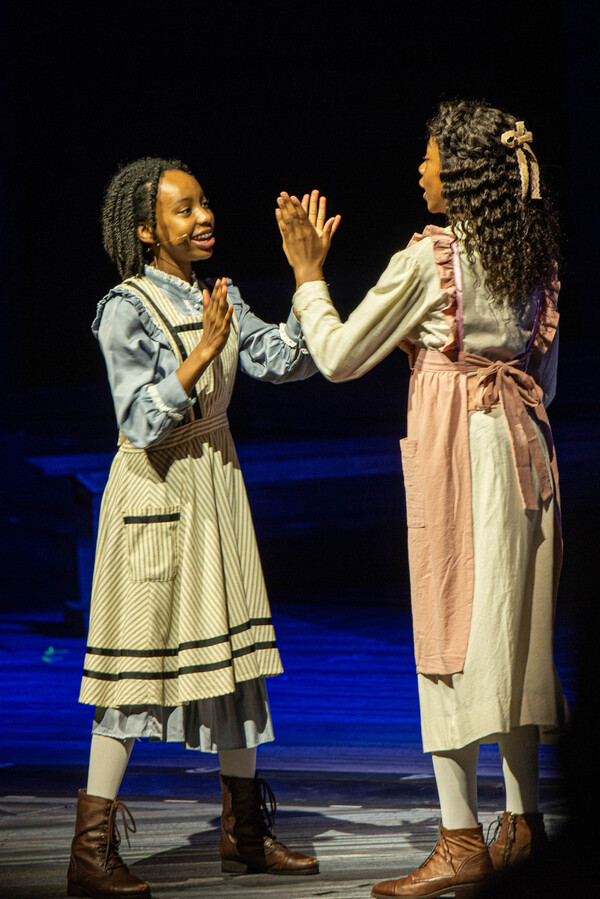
[90,266,316,752]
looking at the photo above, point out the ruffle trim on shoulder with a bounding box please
[407,225,458,354]
[532,268,560,356]
[91,286,168,344]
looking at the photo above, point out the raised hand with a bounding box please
[176,278,234,395]
[201,279,234,359]
[276,191,341,288]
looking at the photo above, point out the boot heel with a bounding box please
[221,859,249,874]
[66,884,86,897]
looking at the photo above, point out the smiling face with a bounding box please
[138,169,215,281]
[418,136,446,215]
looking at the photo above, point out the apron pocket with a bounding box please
[123,506,180,582]
[400,439,425,528]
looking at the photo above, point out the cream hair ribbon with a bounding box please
[501,121,541,200]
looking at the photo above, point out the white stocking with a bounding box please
[218,747,257,779]
[497,725,539,814]
[432,742,479,829]
[86,734,135,801]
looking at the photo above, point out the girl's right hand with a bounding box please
[276,191,341,288]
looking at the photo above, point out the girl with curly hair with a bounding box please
[67,158,333,898]
[277,99,566,898]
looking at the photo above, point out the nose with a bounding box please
[418,161,426,176]
[196,204,213,224]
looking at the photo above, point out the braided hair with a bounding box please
[427,100,560,308]
[101,157,194,279]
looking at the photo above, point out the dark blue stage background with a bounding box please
[1,0,598,798]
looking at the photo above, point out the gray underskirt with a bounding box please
[92,677,274,752]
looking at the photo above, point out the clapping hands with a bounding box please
[276,190,341,288]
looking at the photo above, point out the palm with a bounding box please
[276,190,341,279]
[302,191,332,255]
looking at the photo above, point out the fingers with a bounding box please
[315,195,327,232]
[308,190,319,226]
[276,193,309,230]
[325,214,342,236]
[204,279,231,321]
[277,190,339,236]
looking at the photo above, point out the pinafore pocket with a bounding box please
[123,506,180,582]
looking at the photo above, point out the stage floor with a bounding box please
[0,602,574,898]
[0,781,568,899]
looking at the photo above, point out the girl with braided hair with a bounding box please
[67,157,337,897]
[277,99,566,897]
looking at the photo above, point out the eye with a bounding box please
[178,207,191,215]
[201,198,211,208]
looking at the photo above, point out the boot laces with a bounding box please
[100,799,138,872]
[503,812,517,865]
[419,825,450,870]
[256,778,278,838]
[485,812,517,865]
[485,814,504,847]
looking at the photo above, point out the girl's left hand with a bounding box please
[276,190,341,288]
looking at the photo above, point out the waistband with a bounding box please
[118,411,230,453]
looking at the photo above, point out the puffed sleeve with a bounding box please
[292,240,444,382]
[229,283,317,382]
[94,291,194,448]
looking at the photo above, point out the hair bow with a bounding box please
[500,121,541,200]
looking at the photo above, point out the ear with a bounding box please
[137,222,155,245]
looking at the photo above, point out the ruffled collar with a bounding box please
[143,265,204,298]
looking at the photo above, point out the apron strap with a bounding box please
[124,278,202,421]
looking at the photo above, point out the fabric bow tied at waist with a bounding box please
[469,356,552,512]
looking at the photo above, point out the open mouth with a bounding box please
[191,230,214,244]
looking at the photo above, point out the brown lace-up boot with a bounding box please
[219,773,319,875]
[487,810,549,870]
[67,789,151,897]
[371,823,493,897]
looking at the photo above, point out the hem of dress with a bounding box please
[421,721,564,754]
[90,724,276,753]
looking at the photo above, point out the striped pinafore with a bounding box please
[79,275,283,710]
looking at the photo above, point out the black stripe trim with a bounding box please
[232,641,278,658]
[83,658,234,681]
[87,635,229,657]
[174,322,204,333]
[86,619,274,658]
[229,621,252,636]
[123,513,180,525]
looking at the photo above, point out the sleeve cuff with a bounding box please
[281,306,310,354]
[293,280,331,316]
[152,372,194,419]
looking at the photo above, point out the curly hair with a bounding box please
[427,100,560,307]
[101,156,194,279]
